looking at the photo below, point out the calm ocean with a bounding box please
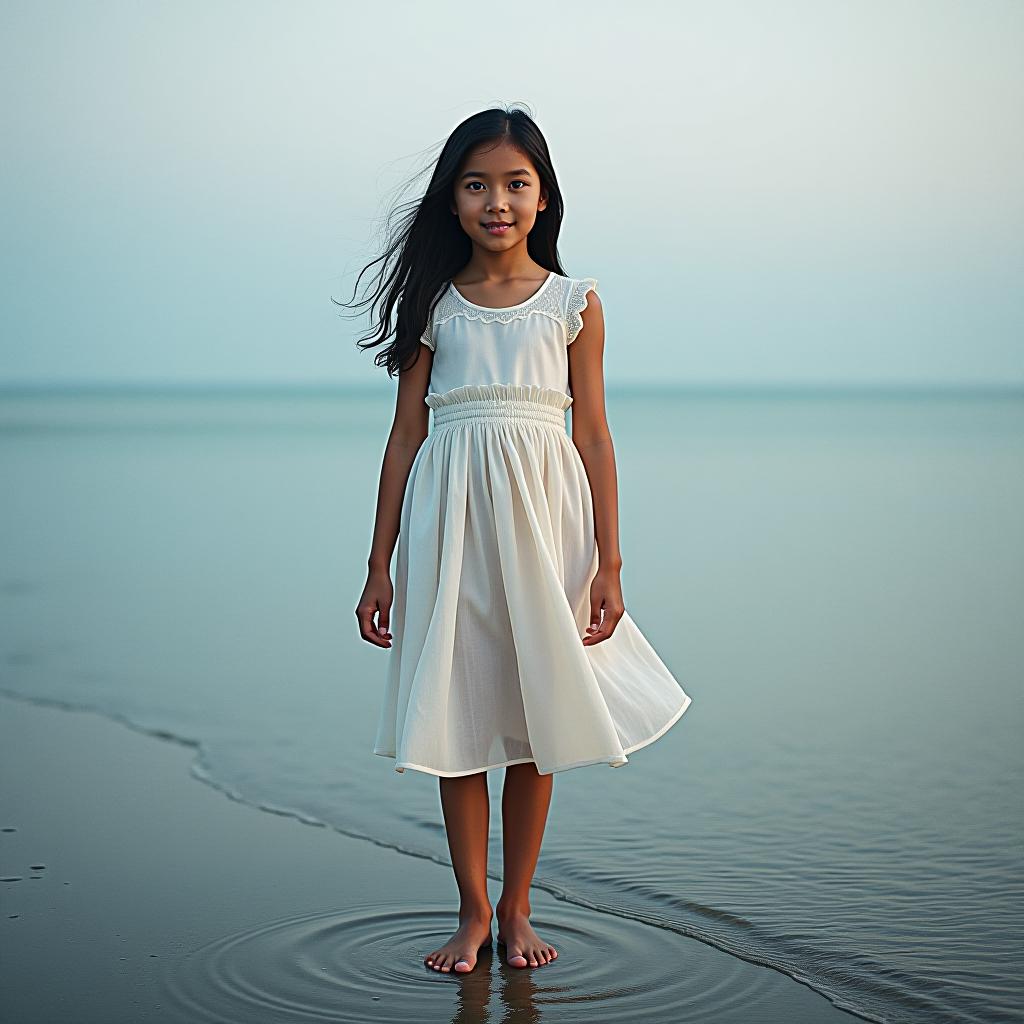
[1,388,1021,1023]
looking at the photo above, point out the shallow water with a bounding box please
[0,694,855,1024]
[1,388,1021,1024]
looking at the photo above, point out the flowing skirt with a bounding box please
[372,382,692,777]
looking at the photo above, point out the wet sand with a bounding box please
[0,694,862,1023]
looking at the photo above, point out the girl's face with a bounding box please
[451,140,547,251]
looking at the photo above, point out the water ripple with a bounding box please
[159,899,775,1024]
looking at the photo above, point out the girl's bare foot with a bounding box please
[424,912,493,974]
[496,907,557,968]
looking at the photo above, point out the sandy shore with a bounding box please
[0,694,861,1023]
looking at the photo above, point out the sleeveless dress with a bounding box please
[373,271,692,777]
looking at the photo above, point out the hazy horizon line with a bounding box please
[1,380,1021,398]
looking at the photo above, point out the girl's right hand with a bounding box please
[356,569,394,648]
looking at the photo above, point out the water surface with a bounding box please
[1,388,1021,1023]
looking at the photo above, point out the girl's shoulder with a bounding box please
[561,275,600,346]
[419,272,600,350]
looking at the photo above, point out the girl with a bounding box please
[350,106,692,974]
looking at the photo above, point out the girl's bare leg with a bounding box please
[496,762,559,968]
[423,771,494,973]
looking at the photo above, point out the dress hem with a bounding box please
[373,692,692,778]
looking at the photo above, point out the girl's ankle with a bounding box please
[459,904,494,923]
[496,901,531,919]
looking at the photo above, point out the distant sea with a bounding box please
[1,386,1021,1024]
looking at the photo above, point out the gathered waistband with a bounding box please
[425,383,572,430]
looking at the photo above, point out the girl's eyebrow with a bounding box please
[459,168,533,180]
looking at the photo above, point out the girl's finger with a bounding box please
[356,605,391,646]
[582,603,625,644]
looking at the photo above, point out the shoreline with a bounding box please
[0,693,863,1023]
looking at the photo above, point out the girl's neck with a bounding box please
[454,252,547,284]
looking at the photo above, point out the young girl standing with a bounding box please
[352,106,692,974]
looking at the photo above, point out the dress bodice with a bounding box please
[419,272,599,400]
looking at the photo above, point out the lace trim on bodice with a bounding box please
[566,277,599,345]
[419,273,599,349]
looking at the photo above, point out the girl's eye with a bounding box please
[465,180,528,191]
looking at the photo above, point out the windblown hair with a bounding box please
[334,104,568,377]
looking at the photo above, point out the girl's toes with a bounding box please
[508,952,528,967]
[454,957,473,972]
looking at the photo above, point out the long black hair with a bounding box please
[334,104,568,377]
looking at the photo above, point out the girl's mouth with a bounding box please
[484,223,513,235]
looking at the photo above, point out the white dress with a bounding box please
[373,271,692,777]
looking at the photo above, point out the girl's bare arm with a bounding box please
[356,347,432,647]
[566,292,625,644]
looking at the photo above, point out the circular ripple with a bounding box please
[160,898,775,1023]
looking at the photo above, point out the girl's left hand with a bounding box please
[583,566,624,645]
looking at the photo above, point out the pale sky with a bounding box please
[1,0,1021,388]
